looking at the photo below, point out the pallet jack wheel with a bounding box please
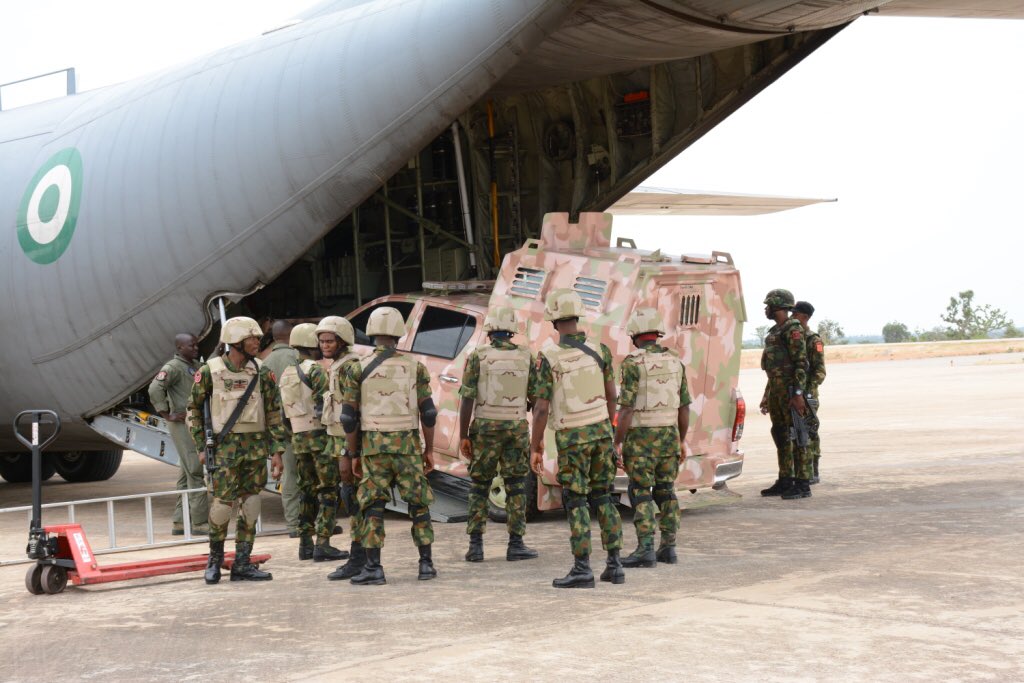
[25,564,44,595]
[40,565,68,594]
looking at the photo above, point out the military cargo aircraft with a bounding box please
[2,0,1021,485]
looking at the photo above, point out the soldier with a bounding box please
[262,320,301,536]
[757,289,812,500]
[792,301,826,484]
[278,323,347,562]
[317,315,371,581]
[459,306,539,563]
[340,306,438,585]
[148,333,209,536]
[613,308,691,567]
[530,289,624,589]
[188,317,286,583]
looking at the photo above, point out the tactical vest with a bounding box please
[279,359,323,433]
[629,348,683,428]
[323,350,362,437]
[207,356,266,434]
[541,341,607,430]
[475,345,530,421]
[360,353,420,432]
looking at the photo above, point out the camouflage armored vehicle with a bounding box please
[345,211,747,518]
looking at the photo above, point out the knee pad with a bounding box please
[407,504,431,524]
[364,500,386,520]
[589,487,611,509]
[239,495,261,523]
[419,398,437,427]
[503,476,527,497]
[340,404,358,434]
[470,480,490,497]
[317,490,339,507]
[630,483,653,505]
[562,490,587,510]
[653,482,677,506]
[209,498,232,526]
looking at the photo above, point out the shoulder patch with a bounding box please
[155,370,168,382]
[193,370,203,383]
[815,341,824,353]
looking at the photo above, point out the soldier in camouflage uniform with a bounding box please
[188,317,286,583]
[278,323,347,563]
[792,301,826,484]
[757,289,813,500]
[262,321,301,535]
[613,308,691,567]
[530,289,624,589]
[459,306,539,563]
[341,307,438,585]
[317,315,371,581]
[148,333,209,535]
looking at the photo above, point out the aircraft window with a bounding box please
[680,294,701,327]
[411,306,476,359]
[348,301,416,346]
[509,266,546,299]
[573,276,606,309]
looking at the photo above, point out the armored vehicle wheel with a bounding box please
[25,565,44,595]
[54,450,123,482]
[40,565,68,594]
[0,453,56,483]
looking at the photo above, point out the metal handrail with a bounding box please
[0,487,286,566]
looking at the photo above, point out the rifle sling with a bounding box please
[360,348,397,384]
[560,335,605,371]
[295,361,312,389]
[215,363,261,443]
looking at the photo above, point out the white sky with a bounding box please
[2,3,1021,336]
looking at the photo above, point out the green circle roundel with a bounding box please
[17,147,83,265]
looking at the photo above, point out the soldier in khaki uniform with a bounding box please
[188,317,286,583]
[340,307,438,585]
[459,306,539,563]
[791,301,826,484]
[530,289,624,589]
[613,309,691,567]
[262,321,301,535]
[278,323,347,562]
[316,316,371,581]
[148,333,209,535]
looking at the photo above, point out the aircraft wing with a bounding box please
[608,186,836,216]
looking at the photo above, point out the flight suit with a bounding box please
[536,332,623,558]
[760,318,810,481]
[805,330,827,480]
[618,343,691,553]
[263,342,301,532]
[148,353,209,532]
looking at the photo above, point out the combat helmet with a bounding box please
[289,323,319,350]
[483,306,518,333]
[626,307,665,337]
[366,306,406,338]
[316,315,355,346]
[544,289,586,322]
[763,289,795,310]
[220,316,263,344]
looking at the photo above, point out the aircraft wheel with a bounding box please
[40,565,68,594]
[25,565,44,595]
[54,450,123,482]
[0,453,56,483]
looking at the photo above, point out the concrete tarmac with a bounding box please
[1,353,1022,682]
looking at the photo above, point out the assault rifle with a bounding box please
[788,386,810,448]
[203,398,218,474]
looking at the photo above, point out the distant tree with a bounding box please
[915,326,950,342]
[1004,322,1022,339]
[941,290,1011,340]
[754,325,770,347]
[816,319,845,345]
[882,321,913,344]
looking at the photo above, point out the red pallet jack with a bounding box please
[15,410,270,594]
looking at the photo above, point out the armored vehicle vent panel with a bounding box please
[574,276,607,310]
[509,266,547,299]
[680,293,701,327]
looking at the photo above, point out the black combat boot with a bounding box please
[655,545,678,564]
[810,458,820,485]
[204,540,224,585]
[506,534,538,561]
[621,540,656,568]
[350,547,386,585]
[327,542,366,581]
[298,535,314,561]
[230,542,273,581]
[600,550,626,584]
[465,532,484,562]
[761,478,792,497]
[552,555,595,589]
[313,541,349,562]
[781,479,811,500]
[418,544,438,580]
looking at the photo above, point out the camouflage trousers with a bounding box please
[806,394,821,465]
[296,447,340,542]
[329,436,363,544]
[357,453,435,549]
[557,436,623,557]
[767,380,812,480]
[207,457,267,543]
[467,428,530,537]
[623,427,681,548]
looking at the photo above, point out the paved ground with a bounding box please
[1,353,1022,682]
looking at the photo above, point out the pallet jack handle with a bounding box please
[13,410,61,535]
